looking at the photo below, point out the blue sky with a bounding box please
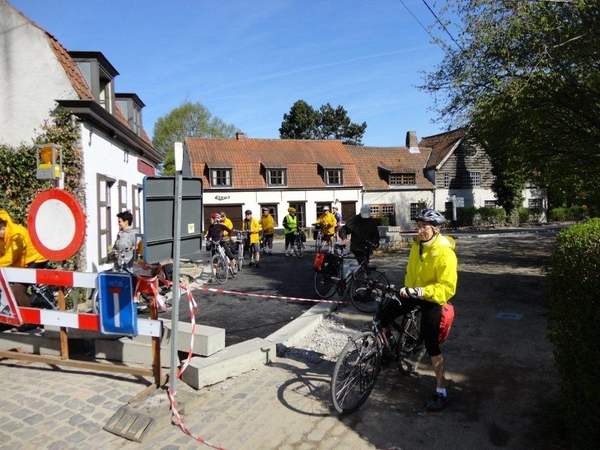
[10,0,453,146]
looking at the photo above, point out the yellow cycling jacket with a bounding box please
[242,217,262,244]
[404,233,457,305]
[259,214,275,235]
[0,210,48,267]
[315,212,337,236]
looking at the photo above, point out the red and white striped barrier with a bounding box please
[2,267,96,288]
[18,307,161,337]
[2,267,162,337]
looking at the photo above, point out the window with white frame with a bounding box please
[325,169,342,185]
[389,173,415,185]
[410,202,420,220]
[97,174,116,263]
[131,184,142,230]
[484,200,497,207]
[443,172,450,188]
[528,198,544,209]
[211,169,232,187]
[267,169,286,186]
[463,172,481,187]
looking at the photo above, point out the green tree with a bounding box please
[153,100,238,174]
[421,0,600,212]
[280,100,367,145]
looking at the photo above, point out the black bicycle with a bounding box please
[330,288,425,414]
[292,228,307,258]
[314,239,388,313]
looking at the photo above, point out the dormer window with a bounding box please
[211,168,232,187]
[389,173,416,186]
[267,168,287,186]
[70,51,118,114]
[325,168,342,185]
[116,93,145,136]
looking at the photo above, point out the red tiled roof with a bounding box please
[344,146,433,190]
[187,138,362,189]
[419,128,466,169]
[47,36,94,100]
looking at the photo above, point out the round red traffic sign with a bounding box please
[28,188,86,261]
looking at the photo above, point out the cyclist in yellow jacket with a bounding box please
[0,210,49,307]
[313,206,338,253]
[381,209,457,412]
[242,210,262,268]
[283,207,298,256]
[259,207,275,254]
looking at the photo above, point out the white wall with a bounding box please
[363,190,434,231]
[0,5,78,146]
[80,123,148,272]
[204,188,362,228]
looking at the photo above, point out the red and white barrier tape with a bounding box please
[198,286,344,304]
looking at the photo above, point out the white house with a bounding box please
[0,1,162,271]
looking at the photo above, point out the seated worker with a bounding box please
[313,206,337,253]
[113,211,142,269]
[206,213,237,267]
[0,209,49,307]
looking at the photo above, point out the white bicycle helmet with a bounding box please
[415,208,446,226]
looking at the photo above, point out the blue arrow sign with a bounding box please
[98,272,138,336]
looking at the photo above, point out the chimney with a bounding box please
[236,132,245,140]
[406,131,419,154]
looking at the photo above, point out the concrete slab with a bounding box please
[0,328,61,355]
[95,337,172,367]
[181,338,276,389]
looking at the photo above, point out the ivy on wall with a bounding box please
[0,107,86,270]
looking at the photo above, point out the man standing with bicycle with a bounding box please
[313,206,337,253]
[242,210,262,268]
[339,204,380,264]
[259,207,274,255]
[381,208,457,411]
[283,207,298,256]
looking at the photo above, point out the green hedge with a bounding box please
[549,206,586,222]
[549,220,600,449]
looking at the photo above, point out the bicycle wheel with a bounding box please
[294,237,305,258]
[211,254,228,284]
[349,270,390,313]
[397,311,425,375]
[331,331,382,414]
[314,266,340,299]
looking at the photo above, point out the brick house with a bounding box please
[186,133,362,231]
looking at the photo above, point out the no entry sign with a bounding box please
[28,188,86,261]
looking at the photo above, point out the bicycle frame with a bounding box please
[330,290,424,414]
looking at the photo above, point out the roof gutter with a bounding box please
[56,99,163,165]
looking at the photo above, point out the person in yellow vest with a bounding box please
[259,207,275,255]
[242,210,262,268]
[313,206,338,253]
[0,210,49,307]
[282,207,298,256]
